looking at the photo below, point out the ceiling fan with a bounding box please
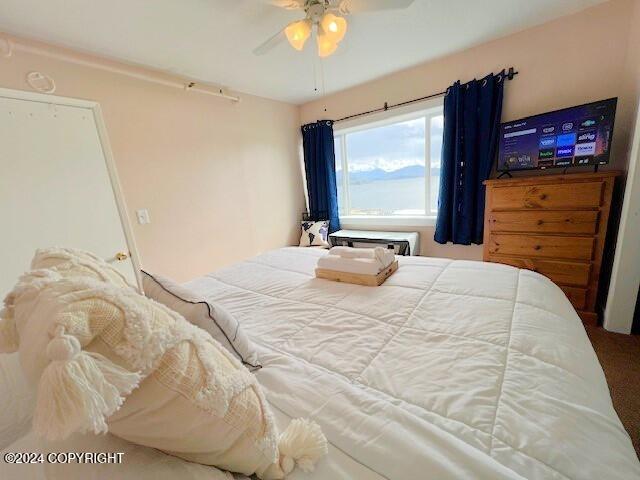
[254,0,415,58]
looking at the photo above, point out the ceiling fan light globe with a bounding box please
[317,34,338,57]
[320,13,347,43]
[285,20,311,50]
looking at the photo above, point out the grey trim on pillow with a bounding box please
[141,270,261,371]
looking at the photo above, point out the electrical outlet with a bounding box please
[136,209,151,225]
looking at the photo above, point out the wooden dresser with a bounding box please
[483,171,620,324]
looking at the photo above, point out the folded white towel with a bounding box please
[317,256,383,276]
[372,247,395,269]
[329,246,374,258]
[326,246,395,271]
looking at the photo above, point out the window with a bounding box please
[334,103,444,224]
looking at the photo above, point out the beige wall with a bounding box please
[2,0,638,277]
[300,0,640,260]
[623,0,640,126]
[0,34,305,282]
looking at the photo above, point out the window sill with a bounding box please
[339,215,437,228]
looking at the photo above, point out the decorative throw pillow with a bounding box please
[140,270,261,370]
[31,247,135,290]
[2,430,238,480]
[0,269,327,479]
[0,353,35,450]
[299,221,330,247]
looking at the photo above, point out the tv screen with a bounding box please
[497,98,617,171]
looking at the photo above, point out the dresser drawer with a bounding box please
[487,211,599,235]
[484,172,621,322]
[486,256,591,287]
[561,286,588,310]
[488,234,594,260]
[491,182,604,210]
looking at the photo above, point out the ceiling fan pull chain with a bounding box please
[320,56,327,112]
[312,49,318,94]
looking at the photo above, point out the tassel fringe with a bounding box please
[0,311,19,353]
[278,418,328,475]
[33,327,141,441]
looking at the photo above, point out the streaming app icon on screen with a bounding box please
[498,98,617,171]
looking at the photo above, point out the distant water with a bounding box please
[339,176,439,216]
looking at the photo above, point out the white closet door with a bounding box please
[0,90,139,297]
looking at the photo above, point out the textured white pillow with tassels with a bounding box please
[0,265,327,479]
[30,247,135,289]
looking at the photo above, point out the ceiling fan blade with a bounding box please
[338,0,415,14]
[259,0,305,9]
[253,28,286,55]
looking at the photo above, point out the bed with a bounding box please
[2,247,639,479]
[183,247,640,480]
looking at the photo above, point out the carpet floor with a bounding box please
[586,325,640,459]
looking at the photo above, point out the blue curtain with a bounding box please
[301,120,341,234]
[434,71,504,245]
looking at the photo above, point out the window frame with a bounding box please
[333,96,444,227]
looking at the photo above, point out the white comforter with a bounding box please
[184,247,640,480]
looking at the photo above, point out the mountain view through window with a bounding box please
[334,107,444,217]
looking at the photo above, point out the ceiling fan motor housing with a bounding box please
[306,1,328,23]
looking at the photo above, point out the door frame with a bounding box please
[0,87,143,291]
[604,97,640,334]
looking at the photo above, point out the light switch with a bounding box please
[136,209,151,225]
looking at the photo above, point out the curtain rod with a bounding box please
[0,34,240,102]
[333,67,518,123]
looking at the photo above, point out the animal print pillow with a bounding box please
[299,221,330,247]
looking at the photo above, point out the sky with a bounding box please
[335,115,443,172]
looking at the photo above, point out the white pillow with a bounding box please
[299,221,330,247]
[0,269,327,479]
[141,271,261,370]
[1,430,241,480]
[31,247,135,290]
[0,353,35,450]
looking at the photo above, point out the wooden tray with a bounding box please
[315,261,398,286]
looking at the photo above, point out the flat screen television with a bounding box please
[497,98,617,172]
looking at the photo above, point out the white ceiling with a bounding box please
[0,0,607,104]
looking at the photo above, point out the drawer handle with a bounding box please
[533,245,541,251]
[539,194,547,200]
[537,220,544,226]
